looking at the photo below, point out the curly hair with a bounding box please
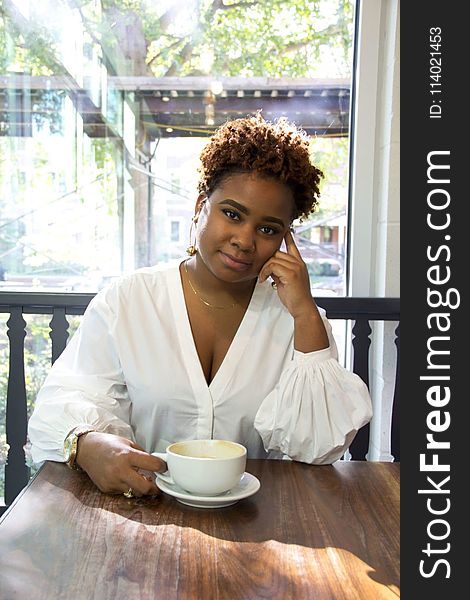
[197,112,323,221]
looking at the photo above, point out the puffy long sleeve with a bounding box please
[254,315,373,465]
[28,285,134,465]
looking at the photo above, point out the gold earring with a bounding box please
[186,216,197,256]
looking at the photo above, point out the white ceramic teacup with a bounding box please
[153,439,247,496]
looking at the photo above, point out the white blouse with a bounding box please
[28,263,372,465]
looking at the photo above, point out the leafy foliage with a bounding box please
[1,0,353,78]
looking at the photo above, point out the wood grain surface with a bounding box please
[0,459,400,600]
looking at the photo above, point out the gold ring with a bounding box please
[123,487,135,498]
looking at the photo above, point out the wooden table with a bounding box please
[0,459,399,599]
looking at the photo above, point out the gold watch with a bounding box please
[63,426,95,470]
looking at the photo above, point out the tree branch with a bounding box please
[164,41,194,77]
[211,0,261,10]
[147,37,187,68]
[158,0,188,32]
[1,0,68,75]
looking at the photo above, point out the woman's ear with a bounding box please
[194,194,207,219]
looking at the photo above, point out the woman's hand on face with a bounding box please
[258,230,316,319]
[76,431,167,496]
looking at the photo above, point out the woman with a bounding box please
[28,113,372,497]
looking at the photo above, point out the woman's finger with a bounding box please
[129,447,167,474]
[123,468,160,497]
[284,229,302,258]
[259,253,304,283]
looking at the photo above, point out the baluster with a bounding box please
[50,307,69,364]
[5,307,29,504]
[351,319,372,387]
[348,318,372,460]
[391,324,400,461]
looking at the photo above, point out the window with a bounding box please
[1,0,356,297]
[170,220,181,243]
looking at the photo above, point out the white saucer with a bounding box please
[156,472,260,508]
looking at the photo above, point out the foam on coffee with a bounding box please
[170,440,245,459]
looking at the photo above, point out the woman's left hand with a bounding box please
[258,230,316,319]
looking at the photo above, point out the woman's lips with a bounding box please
[219,251,253,271]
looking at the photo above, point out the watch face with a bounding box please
[63,435,75,461]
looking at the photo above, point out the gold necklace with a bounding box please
[184,260,237,310]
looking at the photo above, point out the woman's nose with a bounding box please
[231,225,255,251]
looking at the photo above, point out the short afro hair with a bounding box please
[197,112,323,221]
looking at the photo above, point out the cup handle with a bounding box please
[152,451,167,462]
[151,452,174,485]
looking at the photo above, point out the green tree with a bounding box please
[1,0,354,78]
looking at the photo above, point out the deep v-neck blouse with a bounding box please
[169,263,266,401]
[28,263,373,465]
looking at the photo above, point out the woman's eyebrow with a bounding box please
[218,198,249,214]
[218,198,286,228]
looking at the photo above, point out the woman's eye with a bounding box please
[259,225,279,236]
[222,209,239,220]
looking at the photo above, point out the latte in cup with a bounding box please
[153,439,247,496]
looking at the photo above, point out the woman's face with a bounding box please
[194,173,295,283]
